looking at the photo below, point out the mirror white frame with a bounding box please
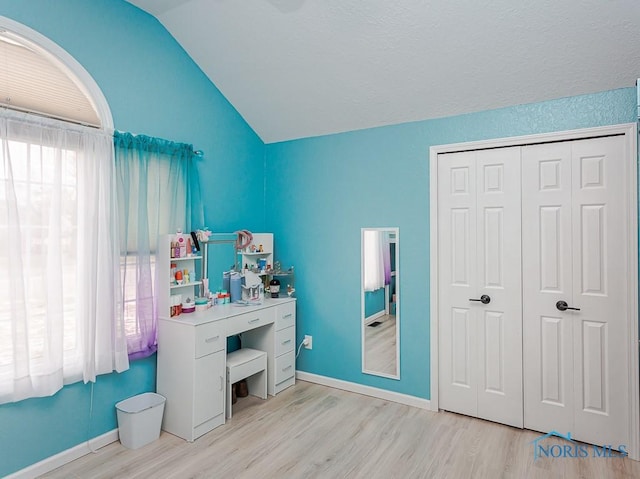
[361,227,400,379]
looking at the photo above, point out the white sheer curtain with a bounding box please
[0,110,128,404]
[363,230,385,292]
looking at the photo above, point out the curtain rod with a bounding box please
[0,104,101,129]
[114,129,204,157]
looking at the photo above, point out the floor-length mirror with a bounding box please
[361,227,399,379]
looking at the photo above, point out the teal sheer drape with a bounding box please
[114,131,203,359]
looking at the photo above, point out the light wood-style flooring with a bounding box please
[364,315,396,376]
[42,381,640,478]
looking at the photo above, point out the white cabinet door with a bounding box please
[522,136,629,447]
[438,147,523,428]
[193,350,225,428]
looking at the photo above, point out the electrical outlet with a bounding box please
[304,334,313,350]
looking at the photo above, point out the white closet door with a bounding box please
[523,136,629,447]
[570,137,628,446]
[522,142,574,433]
[438,151,478,418]
[438,147,523,428]
[475,148,523,427]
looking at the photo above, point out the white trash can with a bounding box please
[115,392,166,449]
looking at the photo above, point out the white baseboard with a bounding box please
[7,429,119,479]
[296,371,431,410]
[364,310,386,325]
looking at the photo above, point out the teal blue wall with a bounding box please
[365,289,385,318]
[0,1,637,476]
[0,1,265,476]
[266,88,636,397]
[0,356,155,476]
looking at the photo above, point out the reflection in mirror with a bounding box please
[361,228,399,379]
[202,233,238,293]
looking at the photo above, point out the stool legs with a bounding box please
[246,369,267,400]
[226,373,233,419]
[226,350,268,419]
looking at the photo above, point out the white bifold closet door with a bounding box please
[438,134,630,449]
[522,136,629,447]
[438,147,523,428]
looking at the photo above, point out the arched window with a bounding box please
[0,17,112,129]
[0,18,127,404]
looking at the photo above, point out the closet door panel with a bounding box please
[570,136,629,447]
[438,148,522,427]
[475,147,523,428]
[450,307,473,389]
[523,136,630,448]
[539,316,565,403]
[438,152,478,417]
[522,142,573,434]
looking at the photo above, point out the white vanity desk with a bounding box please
[157,297,296,441]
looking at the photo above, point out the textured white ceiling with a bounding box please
[127,0,640,143]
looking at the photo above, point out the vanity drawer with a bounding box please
[275,350,295,385]
[275,326,295,356]
[226,308,275,336]
[275,302,295,331]
[195,323,224,358]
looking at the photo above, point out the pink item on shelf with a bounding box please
[234,230,253,250]
[182,302,195,313]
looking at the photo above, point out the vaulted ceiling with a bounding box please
[127,0,640,143]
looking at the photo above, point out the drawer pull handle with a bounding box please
[282,365,293,372]
[248,318,260,324]
[219,376,224,391]
[205,336,220,343]
[282,313,293,319]
[282,339,292,345]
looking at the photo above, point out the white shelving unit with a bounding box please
[158,233,202,318]
[238,232,295,296]
[238,233,274,271]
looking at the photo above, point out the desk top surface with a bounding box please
[159,297,296,326]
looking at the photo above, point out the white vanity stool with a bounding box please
[226,348,268,419]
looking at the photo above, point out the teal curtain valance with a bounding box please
[113,130,204,231]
